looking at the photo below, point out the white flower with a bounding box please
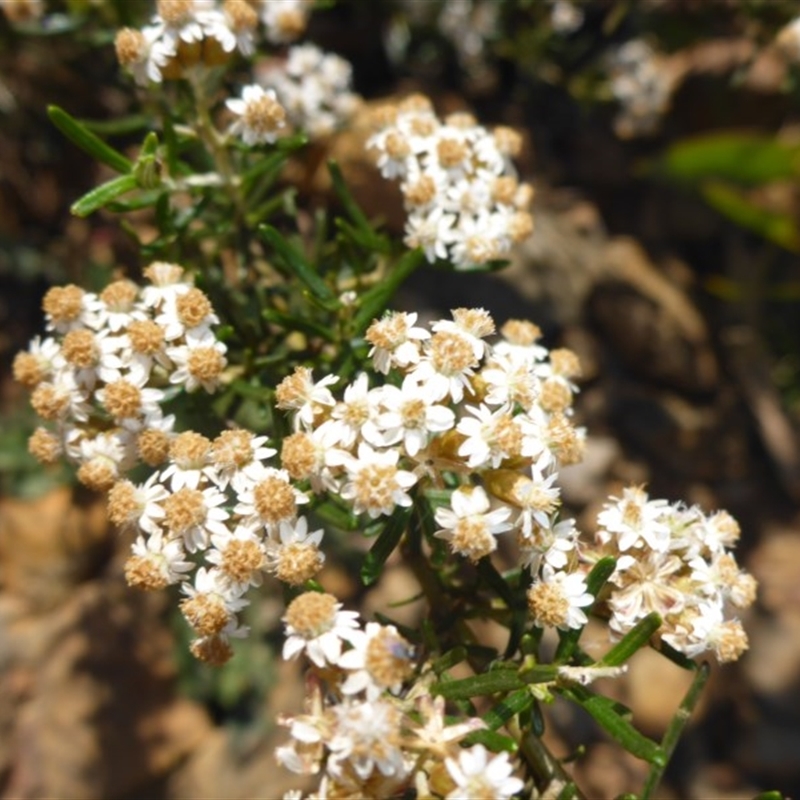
[282,591,362,667]
[445,744,524,800]
[234,467,308,531]
[607,550,686,636]
[518,515,577,575]
[226,84,287,146]
[161,484,231,553]
[457,404,525,469]
[206,525,267,590]
[327,697,408,782]
[365,311,430,375]
[596,486,671,553]
[337,622,414,700]
[404,206,457,263]
[275,367,338,430]
[326,373,383,449]
[167,330,228,394]
[528,567,594,631]
[130,530,193,585]
[407,329,478,404]
[367,379,455,457]
[340,443,417,519]
[434,485,513,563]
[141,262,192,309]
[108,473,170,536]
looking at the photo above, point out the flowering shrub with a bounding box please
[8,1,758,798]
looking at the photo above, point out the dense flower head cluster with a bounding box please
[366,95,535,269]
[275,645,523,800]
[257,43,362,139]
[590,487,756,662]
[114,0,312,84]
[14,264,227,491]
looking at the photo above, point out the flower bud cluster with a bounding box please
[114,0,312,85]
[591,487,756,662]
[257,43,362,139]
[366,95,535,269]
[14,264,227,491]
[276,599,523,799]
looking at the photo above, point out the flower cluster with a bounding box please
[590,487,757,662]
[14,264,227,491]
[114,0,312,85]
[366,95,535,269]
[278,309,595,629]
[108,421,335,664]
[276,595,523,799]
[257,43,362,139]
[607,39,676,138]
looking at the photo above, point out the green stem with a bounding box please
[509,717,584,799]
[641,661,710,799]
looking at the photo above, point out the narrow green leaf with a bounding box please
[641,662,710,799]
[461,729,518,752]
[259,224,339,309]
[70,174,138,217]
[242,150,288,192]
[313,499,359,532]
[431,647,468,675]
[335,217,389,254]
[79,114,151,136]
[518,663,559,684]
[106,189,163,212]
[481,689,534,731]
[596,612,662,667]
[701,180,800,252]
[361,506,412,586]
[433,668,524,699]
[328,160,389,250]
[48,105,132,174]
[352,248,425,334]
[561,685,663,763]
[654,132,800,187]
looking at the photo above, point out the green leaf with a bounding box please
[105,189,164,212]
[70,174,138,217]
[352,248,425,334]
[242,150,289,192]
[79,114,151,136]
[560,685,663,763]
[596,612,662,667]
[48,105,133,174]
[701,180,800,252]
[258,224,339,309]
[361,506,412,586]
[653,132,800,186]
[642,662,710,799]
[461,729,518,752]
[328,160,390,252]
[480,689,534,731]
[432,668,524,699]
[431,647,468,675]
